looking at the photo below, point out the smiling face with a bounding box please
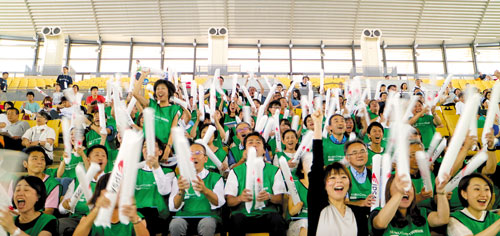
[305,116,314,129]
[345,118,354,133]
[13,180,39,214]
[201,126,215,144]
[236,123,251,142]
[369,100,380,114]
[462,177,492,212]
[155,83,169,102]
[413,101,423,114]
[329,115,346,136]
[191,144,207,172]
[409,143,423,175]
[35,113,47,126]
[88,147,108,172]
[245,135,265,157]
[346,143,368,169]
[283,131,298,151]
[24,151,46,175]
[325,169,350,201]
[390,179,414,209]
[368,126,383,145]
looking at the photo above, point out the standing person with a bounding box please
[86,86,106,114]
[0,176,58,235]
[23,146,61,215]
[169,143,225,236]
[56,66,73,90]
[133,70,181,160]
[323,114,347,165]
[366,122,385,167]
[1,107,30,150]
[308,109,366,236]
[408,100,443,149]
[225,132,287,236]
[287,156,310,236]
[52,84,64,105]
[447,173,500,235]
[0,72,8,94]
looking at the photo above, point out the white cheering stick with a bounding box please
[292,130,314,162]
[127,73,135,92]
[171,97,189,110]
[72,112,85,154]
[324,89,331,116]
[97,103,107,135]
[231,74,238,99]
[209,81,216,122]
[191,80,197,105]
[416,151,433,194]
[314,96,322,112]
[118,130,144,224]
[243,106,252,124]
[308,84,314,115]
[254,157,265,210]
[291,115,300,131]
[264,76,272,90]
[172,127,200,196]
[273,109,282,152]
[241,85,256,109]
[75,164,94,206]
[430,139,447,164]
[283,109,290,119]
[287,80,298,96]
[0,182,12,236]
[380,153,392,207]
[181,83,190,107]
[444,151,488,192]
[68,162,100,212]
[319,69,325,94]
[366,79,372,100]
[426,133,442,159]
[300,97,308,121]
[245,147,257,213]
[469,115,478,151]
[402,96,419,121]
[202,125,216,145]
[126,97,137,115]
[482,82,500,147]
[370,154,382,211]
[279,156,301,205]
[194,139,223,170]
[262,118,276,142]
[374,81,382,100]
[438,93,481,183]
[143,108,156,158]
[198,85,205,121]
[433,74,453,106]
[35,87,48,97]
[333,88,340,114]
[260,84,278,117]
[106,79,113,102]
[254,115,268,134]
[393,98,411,191]
[62,117,72,164]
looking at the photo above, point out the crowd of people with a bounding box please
[0,69,500,236]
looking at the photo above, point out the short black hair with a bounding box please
[153,80,176,101]
[458,173,494,207]
[279,118,291,128]
[24,146,52,166]
[37,111,51,121]
[2,72,8,75]
[380,92,388,96]
[388,85,396,90]
[13,176,47,211]
[89,173,111,205]
[243,132,266,150]
[343,139,367,155]
[26,91,35,97]
[63,66,69,69]
[328,114,344,126]
[267,100,281,112]
[90,86,98,91]
[367,122,384,134]
[86,144,108,159]
[7,107,19,115]
[61,96,68,103]
[3,101,14,108]
[72,85,79,90]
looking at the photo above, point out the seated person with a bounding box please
[225,132,287,236]
[0,101,14,130]
[22,111,56,160]
[0,176,58,235]
[228,122,252,168]
[52,83,64,105]
[169,142,225,236]
[23,146,61,215]
[2,107,30,150]
[21,91,40,115]
[86,86,105,114]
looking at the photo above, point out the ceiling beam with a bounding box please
[351,0,361,40]
[89,0,101,36]
[156,0,164,37]
[23,0,37,35]
[289,0,295,39]
[473,0,491,41]
[413,0,426,41]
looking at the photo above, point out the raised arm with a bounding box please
[372,175,409,230]
[427,174,450,227]
[483,130,497,175]
[132,71,150,108]
[431,106,443,128]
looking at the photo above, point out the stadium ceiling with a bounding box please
[1,0,500,45]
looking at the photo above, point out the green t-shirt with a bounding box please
[370,207,431,236]
[411,172,436,210]
[175,171,223,220]
[413,114,436,149]
[367,146,384,167]
[72,179,97,218]
[274,151,298,180]
[91,222,135,236]
[85,129,118,173]
[44,175,62,206]
[322,137,346,165]
[348,167,371,201]
[135,167,173,219]
[451,210,500,235]
[293,180,308,218]
[205,147,227,170]
[231,163,280,217]
[14,213,57,236]
[61,153,84,179]
[148,98,182,145]
[268,138,286,156]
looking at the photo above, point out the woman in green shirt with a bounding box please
[447,173,500,236]
[0,175,58,236]
[73,173,149,236]
[133,70,181,161]
[287,157,309,236]
[273,129,298,175]
[370,173,450,236]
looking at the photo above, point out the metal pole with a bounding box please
[471,43,479,75]
[32,34,40,74]
[382,41,387,75]
[257,40,261,74]
[442,40,448,75]
[289,40,293,76]
[160,37,165,70]
[412,41,419,78]
[65,35,71,67]
[128,38,134,77]
[193,39,197,77]
[96,36,102,77]
[351,41,356,76]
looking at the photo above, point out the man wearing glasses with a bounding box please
[343,140,374,208]
[169,143,225,236]
[228,122,252,168]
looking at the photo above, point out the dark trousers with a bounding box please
[229,212,287,236]
[137,207,170,235]
[2,136,23,151]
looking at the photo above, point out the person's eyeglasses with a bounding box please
[191,151,205,156]
[237,127,250,133]
[346,149,367,157]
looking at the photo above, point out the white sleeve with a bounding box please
[209,178,226,209]
[21,128,32,140]
[153,167,173,196]
[168,177,183,212]
[447,217,473,236]
[224,170,239,197]
[58,181,75,215]
[272,169,286,195]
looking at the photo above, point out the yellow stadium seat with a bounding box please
[27,120,36,127]
[47,120,61,148]
[14,101,23,110]
[434,110,450,137]
[443,113,459,136]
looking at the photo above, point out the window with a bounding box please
[0,40,35,72]
[386,49,414,74]
[133,46,161,59]
[446,48,473,62]
[476,47,500,74]
[260,48,289,59]
[448,62,474,75]
[292,48,321,73]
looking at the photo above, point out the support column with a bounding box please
[320,40,325,70]
[32,34,40,73]
[412,42,419,78]
[160,37,165,70]
[289,40,293,76]
[128,38,134,77]
[351,41,356,76]
[96,36,102,77]
[442,41,448,75]
[65,36,71,67]
[193,39,197,77]
[382,41,387,75]
[257,40,261,74]
[471,43,479,75]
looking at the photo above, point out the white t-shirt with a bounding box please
[317,205,357,236]
[22,125,56,159]
[455,101,464,115]
[0,113,10,130]
[447,208,485,236]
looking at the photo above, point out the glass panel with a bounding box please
[260,60,289,72]
[293,60,322,73]
[476,47,500,62]
[101,45,130,59]
[477,62,500,74]
[417,49,443,62]
[386,49,413,61]
[293,48,320,60]
[164,59,193,73]
[323,49,352,60]
[418,62,445,74]
[324,60,352,73]
[228,48,257,59]
[446,48,473,62]
[133,46,161,59]
[260,48,289,59]
[0,45,34,59]
[0,59,33,72]
[196,47,209,59]
[100,60,129,73]
[387,61,414,74]
[448,62,474,74]
[69,60,97,72]
[70,45,98,59]
[0,39,35,46]
[165,46,194,59]
[227,59,258,73]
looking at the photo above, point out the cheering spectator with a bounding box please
[86,86,105,113]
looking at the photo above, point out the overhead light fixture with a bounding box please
[382,41,387,49]
[413,44,419,49]
[257,40,261,48]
